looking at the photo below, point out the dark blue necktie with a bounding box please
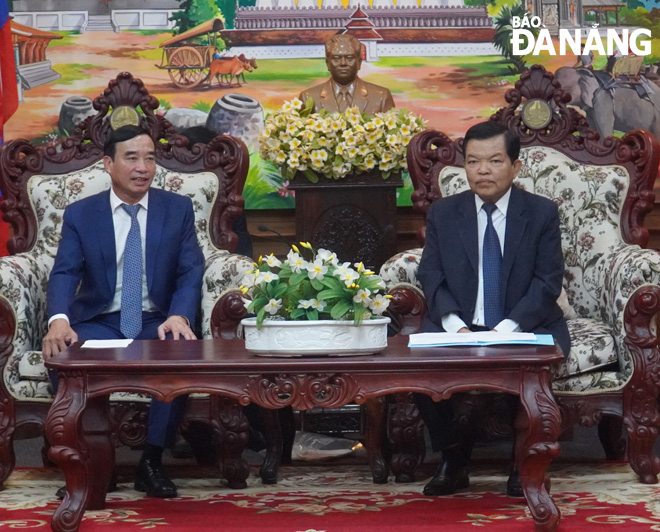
[120,204,142,339]
[482,203,503,329]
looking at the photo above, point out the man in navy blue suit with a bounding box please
[42,125,205,498]
[417,121,570,497]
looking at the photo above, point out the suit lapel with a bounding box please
[353,78,370,113]
[96,190,117,294]
[501,187,527,294]
[457,192,479,277]
[145,189,164,293]
[318,80,334,110]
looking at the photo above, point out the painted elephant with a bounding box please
[554,66,660,138]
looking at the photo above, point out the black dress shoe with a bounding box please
[423,458,470,496]
[56,474,118,500]
[506,468,524,498]
[134,459,178,498]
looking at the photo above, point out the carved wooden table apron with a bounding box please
[45,335,564,532]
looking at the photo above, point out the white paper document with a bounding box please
[408,332,555,348]
[81,339,133,349]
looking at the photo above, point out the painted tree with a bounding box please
[493,4,539,74]
[171,0,221,34]
[172,0,258,32]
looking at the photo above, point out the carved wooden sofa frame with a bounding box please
[0,72,262,489]
[380,65,660,484]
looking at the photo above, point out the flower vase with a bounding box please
[241,317,391,357]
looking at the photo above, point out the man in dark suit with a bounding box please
[417,121,570,497]
[42,125,205,498]
[299,34,395,115]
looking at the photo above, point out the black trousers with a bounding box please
[415,324,517,454]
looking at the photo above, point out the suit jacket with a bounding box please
[299,77,395,115]
[417,186,570,356]
[47,188,205,328]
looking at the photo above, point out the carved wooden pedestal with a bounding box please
[290,171,403,270]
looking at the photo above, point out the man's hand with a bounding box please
[158,315,196,340]
[458,327,471,333]
[42,319,78,359]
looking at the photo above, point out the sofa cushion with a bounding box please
[553,318,617,379]
[17,351,48,381]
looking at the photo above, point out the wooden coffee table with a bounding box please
[45,335,563,532]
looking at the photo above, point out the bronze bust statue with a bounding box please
[299,34,395,115]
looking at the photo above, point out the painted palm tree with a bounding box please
[493,4,539,74]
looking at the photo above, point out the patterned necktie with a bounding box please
[120,204,142,339]
[482,203,504,329]
[337,88,350,112]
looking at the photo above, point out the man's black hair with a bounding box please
[104,125,152,159]
[463,121,520,163]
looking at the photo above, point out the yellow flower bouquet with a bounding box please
[258,98,427,183]
[240,243,391,329]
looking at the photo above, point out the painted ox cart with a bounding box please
[156,18,224,88]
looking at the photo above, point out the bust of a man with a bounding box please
[299,34,395,115]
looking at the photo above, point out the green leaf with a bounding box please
[302,97,315,116]
[353,304,365,326]
[330,300,352,320]
[307,309,319,321]
[310,278,325,291]
[317,288,344,300]
[256,307,266,329]
[251,296,269,310]
[303,168,319,183]
[290,272,308,285]
[272,283,288,298]
[319,276,342,289]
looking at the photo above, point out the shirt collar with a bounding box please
[332,79,355,98]
[110,188,149,213]
[474,186,512,216]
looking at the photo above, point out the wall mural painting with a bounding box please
[5,0,660,210]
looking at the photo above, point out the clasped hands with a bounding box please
[42,314,196,359]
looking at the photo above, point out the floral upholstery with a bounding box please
[1,162,253,402]
[380,146,660,394]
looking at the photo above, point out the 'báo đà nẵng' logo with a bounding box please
[510,16,651,56]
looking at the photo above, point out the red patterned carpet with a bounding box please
[1,462,660,531]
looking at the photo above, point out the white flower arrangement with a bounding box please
[258,98,427,182]
[240,242,391,329]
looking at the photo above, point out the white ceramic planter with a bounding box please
[241,317,391,357]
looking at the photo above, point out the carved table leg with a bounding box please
[390,392,424,483]
[47,376,113,532]
[213,396,250,489]
[364,396,389,484]
[516,369,561,532]
[259,407,282,485]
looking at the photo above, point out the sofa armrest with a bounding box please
[386,283,427,336]
[379,248,423,291]
[210,289,247,340]
[601,245,660,373]
[0,252,51,363]
[200,251,253,339]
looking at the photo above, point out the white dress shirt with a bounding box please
[49,189,156,326]
[441,188,521,333]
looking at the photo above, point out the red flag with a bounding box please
[0,0,18,144]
